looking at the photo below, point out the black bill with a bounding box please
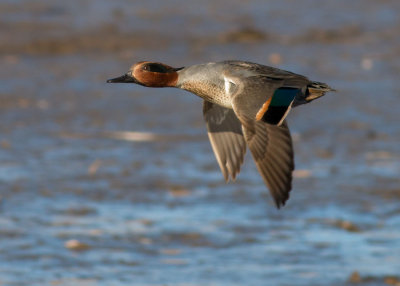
[107,74,139,84]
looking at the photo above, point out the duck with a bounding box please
[107,60,334,208]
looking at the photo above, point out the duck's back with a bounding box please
[176,61,323,112]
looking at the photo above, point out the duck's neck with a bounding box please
[176,64,232,108]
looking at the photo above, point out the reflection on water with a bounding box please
[1,0,400,285]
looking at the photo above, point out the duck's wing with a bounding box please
[222,63,310,126]
[203,101,247,181]
[223,61,309,86]
[240,117,294,208]
[226,74,294,208]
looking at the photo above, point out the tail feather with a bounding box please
[305,81,335,102]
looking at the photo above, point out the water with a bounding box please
[1,0,400,285]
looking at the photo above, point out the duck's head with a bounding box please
[107,61,183,87]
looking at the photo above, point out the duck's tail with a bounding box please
[305,81,336,102]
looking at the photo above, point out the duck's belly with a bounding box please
[182,82,233,109]
[204,92,232,109]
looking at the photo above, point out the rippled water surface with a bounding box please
[1,1,400,285]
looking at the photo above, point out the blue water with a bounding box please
[1,0,400,285]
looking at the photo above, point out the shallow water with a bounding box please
[1,0,400,285]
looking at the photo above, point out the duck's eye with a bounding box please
[144,63,168,73]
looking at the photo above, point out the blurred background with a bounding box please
[1,0,400,285]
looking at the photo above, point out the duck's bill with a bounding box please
[107,74,139,84]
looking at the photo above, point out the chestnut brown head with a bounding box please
[107,61,183,87]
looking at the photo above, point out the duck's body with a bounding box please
[108,60,334,208]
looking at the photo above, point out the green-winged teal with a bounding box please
[107,60,334,208]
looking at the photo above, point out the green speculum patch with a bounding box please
[262,87,299,125]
